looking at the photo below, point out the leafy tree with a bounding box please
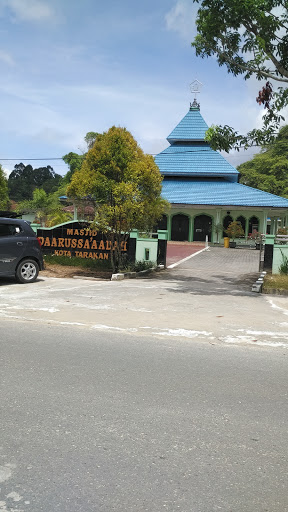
[8,163,62,202]
[67,126,168,272]
[45,208,73,228]
[62,132,100,184]
[18,188,72,226]
[192,0,288,151]
[238,125,288,196]
[62,152,85,184]
[84,131,99,150]
[18,188,51,224]
[34,166,62,194]
[8,163,34,201]
[0,165,9,210]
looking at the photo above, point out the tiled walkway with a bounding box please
[162,244,261,296]
[176,245,261,274]
[166,241,205,267]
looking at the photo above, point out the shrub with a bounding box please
[225,221,245,240]
[120,260,155,272]
[279,250,288,275]
[277,228,288,235]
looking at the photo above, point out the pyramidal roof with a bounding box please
[155,103,239,181]
[167,104,209,143]
[156,101,288,209]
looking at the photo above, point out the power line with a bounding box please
[0,149,258,159]
[0,158,64,161]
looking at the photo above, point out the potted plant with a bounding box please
[277,228,288,235]
[249,231,262,249]
[225,221,245,248]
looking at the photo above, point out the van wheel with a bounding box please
[16,259,39,283]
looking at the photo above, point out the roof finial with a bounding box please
[190,79,203,110]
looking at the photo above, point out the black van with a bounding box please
[0,218,44,283]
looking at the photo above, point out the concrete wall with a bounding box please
[135,237,158,264]
[166,207,286,242]
[272,245,288,274]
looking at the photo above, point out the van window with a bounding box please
[0,224,22,237]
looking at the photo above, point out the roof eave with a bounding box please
[167,138,205,143]
[167,201,288,208]
[161,172,239,177]
[167,203,288,210]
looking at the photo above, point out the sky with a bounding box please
[0,0,279,177]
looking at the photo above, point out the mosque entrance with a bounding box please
[171,214,189,241]
[193,214,212,242]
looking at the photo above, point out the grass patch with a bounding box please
[279,249,288,274]
[263,273,288,292]
[44,254,112,270]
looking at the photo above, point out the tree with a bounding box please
[62,152,85,184]
[18,188,72,226]
[67,126,168,272]
[192,0,288,151]
[238,124,288,196]
[84,131,99,150]
[0,165,9,210]
[8,163,34,201]
[8,163,62,202]
[34,166,62,194]
[62,132,100,184]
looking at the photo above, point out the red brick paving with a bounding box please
[166,241,205,267]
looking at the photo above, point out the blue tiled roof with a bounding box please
[157,105,288,209]
[155,143,238,180]
[167,108,209,142]
[161,179,288,208]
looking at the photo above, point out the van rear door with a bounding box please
[0,222,27,275]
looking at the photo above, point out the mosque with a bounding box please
[155,86,288,243]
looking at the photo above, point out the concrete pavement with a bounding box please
[1,246,288,348]
[162,245,261,294]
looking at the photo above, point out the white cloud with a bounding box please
[0,49,14,66]
[165,0,198,42]
[1,0,55,22]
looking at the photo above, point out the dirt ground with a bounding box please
[41,263,112,280]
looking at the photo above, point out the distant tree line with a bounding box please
[8,163,63,202]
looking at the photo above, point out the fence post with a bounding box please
[157,230,168,267]
[128,229,138,263]
[263,235,275,271]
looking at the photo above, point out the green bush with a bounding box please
[279,250,288,275]
[120,260,155,272]
[225,221,245,241]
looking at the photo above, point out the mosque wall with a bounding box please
[164,207,286,243]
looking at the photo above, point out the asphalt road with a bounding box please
[1,321,288,512]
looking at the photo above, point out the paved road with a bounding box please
[0,247,287,348]
[1,322,288,512]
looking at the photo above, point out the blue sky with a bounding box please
[0,0,271,177]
